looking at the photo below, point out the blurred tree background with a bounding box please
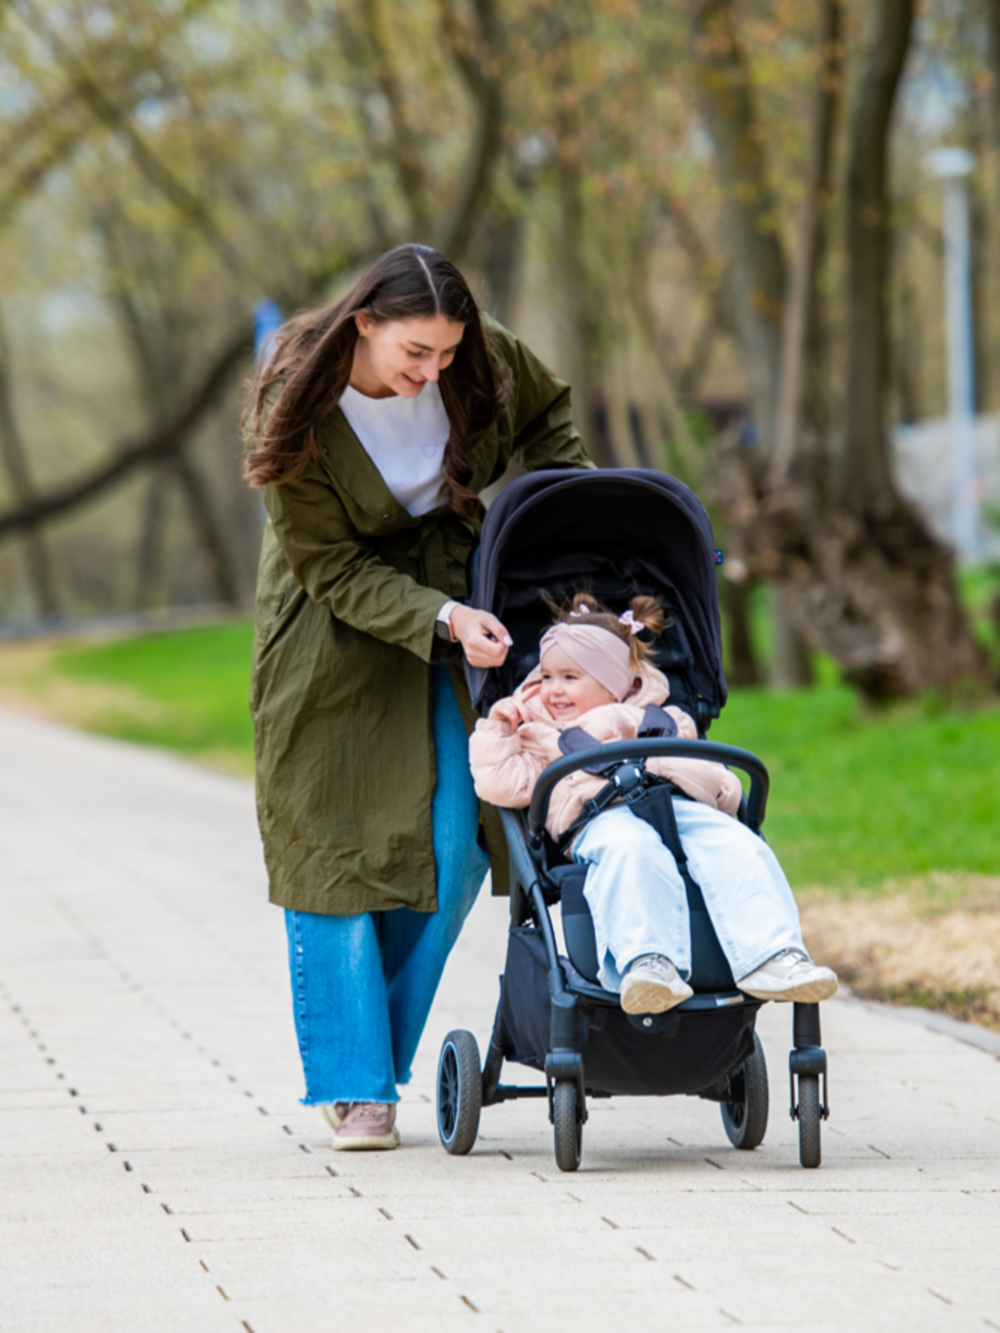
[1,0,998,700]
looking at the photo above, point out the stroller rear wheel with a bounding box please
[721,1031,769,1150]
[436,1030,482,1155]
[553,1080,582,1172]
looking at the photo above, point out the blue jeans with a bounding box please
[573,802,806,991]
[285,667,488,1105]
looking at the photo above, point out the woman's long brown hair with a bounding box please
[243,244,511,517]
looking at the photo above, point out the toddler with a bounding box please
[469,593,837,1015]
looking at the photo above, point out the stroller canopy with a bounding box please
[466,468,728,727]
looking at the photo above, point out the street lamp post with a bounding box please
[926,147,978,561]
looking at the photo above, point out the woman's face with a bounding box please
[352,313,466,399]
[539,644,617,721]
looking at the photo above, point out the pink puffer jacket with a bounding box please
[469,661,742,841]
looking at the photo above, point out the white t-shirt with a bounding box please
[339,382,450,518]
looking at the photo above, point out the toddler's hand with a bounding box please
[490,699,526,731]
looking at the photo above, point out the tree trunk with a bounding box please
[772,588,814,688]
[840,0,912,522]
[767,0,842,684]
[691,0,785,447]
[0,312,61,618]
[434,0,504,267]
[173,448,243,606]
[711,425,987,700]
[134,465,170,610]
[772,0,842,477]
[556,149,608,464]
[721,576,762,686]
[702,0,988,701]
[480,205,524,327]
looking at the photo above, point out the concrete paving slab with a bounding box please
[2,704,1000,1332]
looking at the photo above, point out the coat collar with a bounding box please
[317,401,494,530]
[317,407,425,526]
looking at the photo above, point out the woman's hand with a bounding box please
[450,606,513,668]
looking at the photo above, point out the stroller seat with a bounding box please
[556,859,736,994]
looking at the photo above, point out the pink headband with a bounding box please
[538,623,634,702]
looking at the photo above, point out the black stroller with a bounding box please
[435,469,830,1171]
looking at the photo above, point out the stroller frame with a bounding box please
[437,731,831,1172]
[434,467,831,1171]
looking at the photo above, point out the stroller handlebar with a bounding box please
[525,739,770,840]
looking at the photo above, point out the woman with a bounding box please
[244,243,591,1150]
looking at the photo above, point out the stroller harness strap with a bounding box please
[553,707,684,854]
[628,783,690,870]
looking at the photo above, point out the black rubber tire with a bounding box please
[721,1031,769,1150]
[436,1030,482,1155]
[797,1074,822,1168]
[553,1081,582,1173]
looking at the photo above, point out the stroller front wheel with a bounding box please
[553,1081,582,1172]
[436,1030,482,1155]
[797,1074,822,1168]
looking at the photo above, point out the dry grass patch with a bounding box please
[801,875,1000,1029]
[0,641,166,730]
[0,637,251,776]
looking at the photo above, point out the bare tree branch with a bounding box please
[13,0,259,285]
[0,102,89,230]
[0,329,250,542]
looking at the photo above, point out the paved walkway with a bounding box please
[2,706,998,1333]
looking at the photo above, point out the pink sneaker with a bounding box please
[331,1102,400,1152]
[320,1103,351,1133]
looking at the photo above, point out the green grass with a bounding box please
[52,620,256,765]
[711,683,1000,890]
[24,618,1000,891]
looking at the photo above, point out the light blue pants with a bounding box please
[285,667,488,1106]
[572,802,806,991]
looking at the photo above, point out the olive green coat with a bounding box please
[250,319,592,916]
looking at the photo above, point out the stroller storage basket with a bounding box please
[495,925,760,1098]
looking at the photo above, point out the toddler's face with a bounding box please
[539,645,616,721]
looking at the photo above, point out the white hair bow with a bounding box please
[568,606,591,617]
[619,610,644,635]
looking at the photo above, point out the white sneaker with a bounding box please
[620,955,693,1015]
[738,949,838,1003]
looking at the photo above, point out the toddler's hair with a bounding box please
[543,590,666,669]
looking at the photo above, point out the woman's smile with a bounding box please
[351,313,465,399]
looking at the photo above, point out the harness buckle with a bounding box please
[612,763,645,796]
